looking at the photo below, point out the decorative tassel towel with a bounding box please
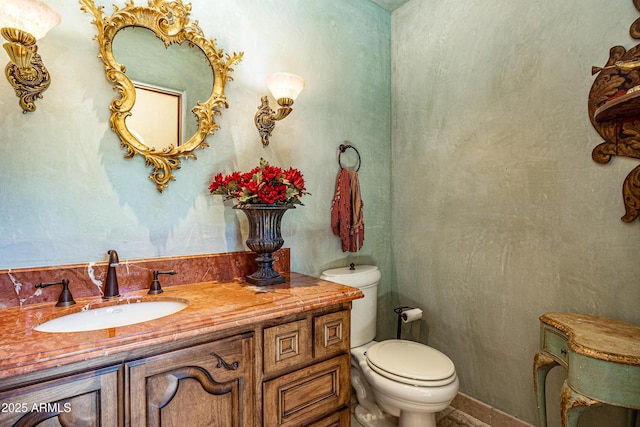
[331,168,364,252]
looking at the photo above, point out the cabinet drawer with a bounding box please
[542,326,569,365]
[305,407,350,427]
[314,311,350,360]
[263,354,350,427]
[264,318,313,376]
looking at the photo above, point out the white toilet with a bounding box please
[320,265,459,427]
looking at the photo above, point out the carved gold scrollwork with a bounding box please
[560,381,601,427]
[79,0,243,192]
[2,27,52,114]
[588,1,640,222]
[254,96,277,146]
[5,52,51,113]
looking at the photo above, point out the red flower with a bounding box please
[262,164,281,181]
[256,182,287,204]
[208,173,225,192]
[285,167,305,190]
[209,158,309,205]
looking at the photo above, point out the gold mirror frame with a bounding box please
[79,0,243,192]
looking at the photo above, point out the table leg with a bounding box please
[560,380,601,427]
[534,352,560,427]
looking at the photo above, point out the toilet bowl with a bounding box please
[353,340,459,427]
[320,265,459,427]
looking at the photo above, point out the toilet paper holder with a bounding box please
[394,306,423,339]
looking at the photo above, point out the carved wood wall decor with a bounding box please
[589,0,640,222]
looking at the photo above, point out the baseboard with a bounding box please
[451,393,535,427]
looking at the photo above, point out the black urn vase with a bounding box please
[234,203,294,286]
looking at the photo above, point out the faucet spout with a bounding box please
[104,249,120,299]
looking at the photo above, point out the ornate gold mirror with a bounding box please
[79,0,243,192]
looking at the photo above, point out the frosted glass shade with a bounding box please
[0,0,60,40]
[266,72,305,101]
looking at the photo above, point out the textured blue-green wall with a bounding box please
[0,0,391,296]
[391,0,640,425]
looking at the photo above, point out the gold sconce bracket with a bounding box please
[2,27,51,113]
[254,96,294,146]
[0,0,60,114]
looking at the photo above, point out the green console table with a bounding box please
[534,312,640,427]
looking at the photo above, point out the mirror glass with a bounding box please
[112,27,214,148]
[129,82,183,149]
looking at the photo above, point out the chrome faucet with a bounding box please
[104,249,120,299]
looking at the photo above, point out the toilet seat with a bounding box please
[366,340,456,387]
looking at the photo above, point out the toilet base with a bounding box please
[353,402,440,427]
[354,404,397,427]
[352,361,398,427]
[398,411,436,427]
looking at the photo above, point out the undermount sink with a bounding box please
[34,300,188,333]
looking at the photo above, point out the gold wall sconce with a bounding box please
[254,72,305,146]
[0,0,60,113]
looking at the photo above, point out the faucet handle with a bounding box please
[36,279,76,308]
[107,249,119,266]
[148,270,177,295]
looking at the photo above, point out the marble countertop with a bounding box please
[0,273,363,380]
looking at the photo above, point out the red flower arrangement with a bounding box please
[209,158,309,205]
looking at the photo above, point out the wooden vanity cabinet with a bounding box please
[0,305,352,427]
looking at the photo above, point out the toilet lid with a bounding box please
[366,340,456,386]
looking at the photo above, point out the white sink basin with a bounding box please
[34,300,188,333]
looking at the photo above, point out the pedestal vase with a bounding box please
[234,203,294,286]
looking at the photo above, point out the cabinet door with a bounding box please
[127,333,254,427]
[0,365,120,427]
[263,354,350,427]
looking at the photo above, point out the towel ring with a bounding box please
[338,143,361,172]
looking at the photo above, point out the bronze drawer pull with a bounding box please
[211,352,239,371]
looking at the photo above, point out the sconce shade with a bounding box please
[267,72,305,101]
[0,0,60,40]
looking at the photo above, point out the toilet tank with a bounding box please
[320,265,381,347]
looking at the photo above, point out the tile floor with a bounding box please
[351,407,491,427]
[436,408,491,427]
